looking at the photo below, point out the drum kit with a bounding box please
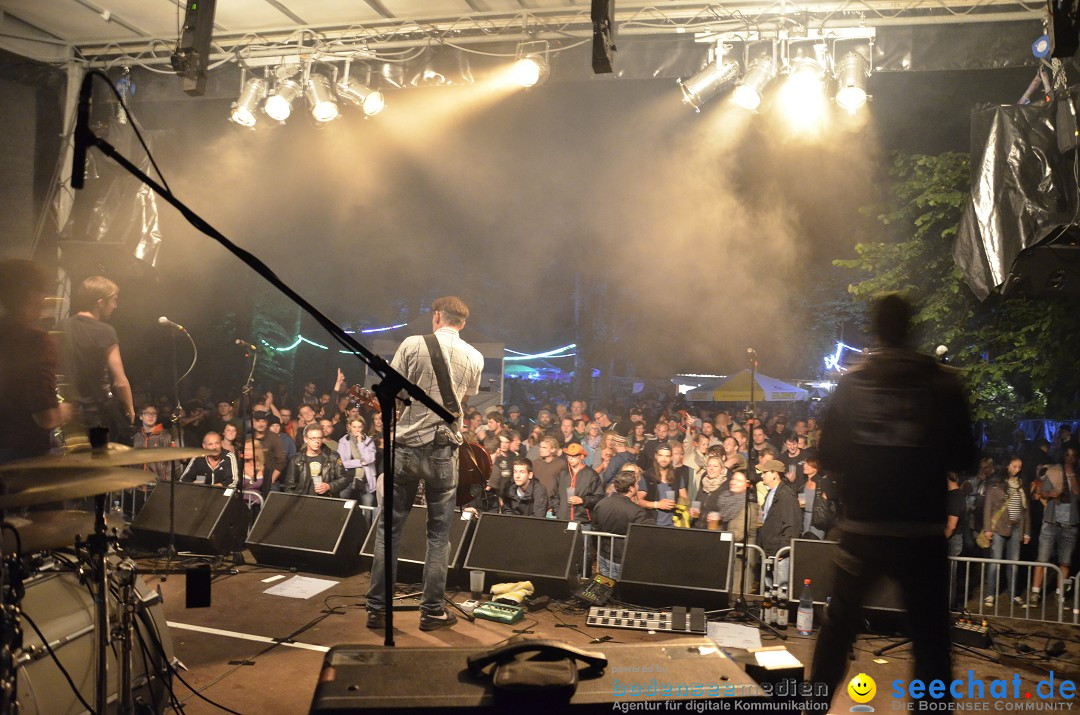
[0,436,210,715]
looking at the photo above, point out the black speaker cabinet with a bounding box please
[617,524,734,609]
[788,538,905,611]
[246,492,368,575]
[462,513,581,597]
[360,507,475,584]
[128,482,246,554]
[1001,244,1080,298]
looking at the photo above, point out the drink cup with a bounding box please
[707,512,721,530]
[469,570,485,599]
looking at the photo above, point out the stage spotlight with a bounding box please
[512,55,547,87]
[306,63,340,122]
[337,78,385,116]
[732,57,776,111]
[264,78,301,122]
[229,76,266,127]
[678,59,740,112]
[777,55,828,133]
[834,51,870,112]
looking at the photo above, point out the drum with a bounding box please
[16,568,174,715]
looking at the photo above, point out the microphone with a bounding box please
[158,316,187,332]
[71,72,93,190]
[235,338,258,351]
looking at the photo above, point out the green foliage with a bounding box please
[832,152,1080,430]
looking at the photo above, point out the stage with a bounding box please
[130,555,1080,714]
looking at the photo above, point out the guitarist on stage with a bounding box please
[366,296,483,632]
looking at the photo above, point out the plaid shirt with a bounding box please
[392,327,483,447]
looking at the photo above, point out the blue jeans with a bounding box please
[366,442,457,615]
[1037,522,1078,567]
[597,553,622,580]
[986,529,1023,597]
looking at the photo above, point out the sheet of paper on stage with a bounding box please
[263,575,338,599]
[706,621,762,650]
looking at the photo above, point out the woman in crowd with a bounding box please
[690,455,731,530]
[221,422,238,454]
[637,444,686,526]
[582,421,604,470]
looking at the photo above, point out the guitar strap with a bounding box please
[423,333,461,418]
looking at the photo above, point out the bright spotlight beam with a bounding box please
[732,57,776,111]
[229,76,265,127]
[264,78,301,122]
[678,60,740,112]
[511,54,547,88]
[337,78,385,116]
[835,51,870,112]
[306,63,340,122]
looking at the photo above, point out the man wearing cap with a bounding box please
[505,405,524,431]
[251,410,286,498]
[756,458,801,591]
[534,408,554,433]
[601,434,635,485]
[549,443,604,523]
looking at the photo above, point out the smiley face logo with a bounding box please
[848,673,877,707]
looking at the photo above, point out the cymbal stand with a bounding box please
[81,492,113,715]
[0,514,23,715]
[114,558,137,715]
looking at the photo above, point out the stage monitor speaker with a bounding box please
[360,507,475,584]
[788,538,905,611]
[128,482,246,555]
[246,493,367,574]
[310,637,762,713]
[1001,244,1080,298]
[617,524,733,609]
[462,514,581,597]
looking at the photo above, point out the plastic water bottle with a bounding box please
[796,579,814,635]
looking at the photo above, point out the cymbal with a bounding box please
[0,468,155,510]
[2,510,123,553]
[0,443,211,471]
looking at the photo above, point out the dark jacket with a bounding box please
[593,492,652,562]
[757,482,802,555]
[282,449,350,497]
[500,479,549,517]
[549,466,604,523]
[179,451,238,488]
[818,347,977,532]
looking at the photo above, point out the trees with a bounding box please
[833,152,1080,431]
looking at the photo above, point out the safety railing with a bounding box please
[951,556,1074,624]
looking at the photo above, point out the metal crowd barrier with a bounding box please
[951,556,1074,625]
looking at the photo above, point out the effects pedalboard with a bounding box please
[587,606,707,635]
[473,602,525,624]
[951,617,992,649]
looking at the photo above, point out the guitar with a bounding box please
[457,440,492,508]
[345,384,380,412]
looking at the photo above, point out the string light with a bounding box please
[504,344,577,360]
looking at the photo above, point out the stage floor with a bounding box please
[136,555,1079,714]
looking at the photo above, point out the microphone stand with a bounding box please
[711,351,784,639]
[71,70,453,651]
[232,347,258,565]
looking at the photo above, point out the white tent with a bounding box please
[685,369,809,402]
